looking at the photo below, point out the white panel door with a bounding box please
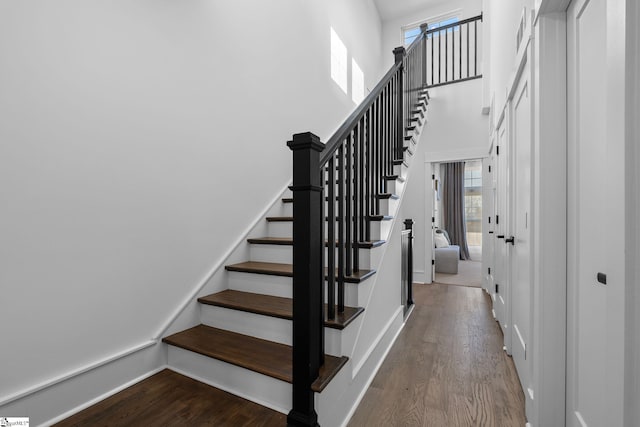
[494,118,511,353]
[510,48,532,399]
[567,0,624,425]
[483,155,495,295]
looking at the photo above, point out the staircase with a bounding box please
[161,28,435,426]
[161,96,427,424]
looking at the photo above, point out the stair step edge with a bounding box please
[198,290,365,330]
[163,324,348,392]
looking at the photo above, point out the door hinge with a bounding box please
[432,259,435,266]
[496,215,499,225]
[497,146,500,155]
[432,174,435,180]
[488,165,492,173]
[432,216,435,223]
[488,267,491,275]
[495,283,499,293]
[488,216,491,224]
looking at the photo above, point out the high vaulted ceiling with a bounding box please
[372,0,446,22]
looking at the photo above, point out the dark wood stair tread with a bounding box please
[198,289,364,330]
[163,324,348,392]
[247,236,385,249]
[384,174,406,182]
[225,261,376,283]
[266,216,293,222]
[369,215,393,221]
[377,192,400,200]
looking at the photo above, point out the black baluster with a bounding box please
[346,133,352,279]
[337,144,345,314]
[327,155,335,321]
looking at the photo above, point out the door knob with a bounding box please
[505,236,515,245]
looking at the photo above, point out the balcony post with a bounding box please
[420,23,428,86]
[393,46,406,160]
[287,132,325,427]
[404,218,414,306]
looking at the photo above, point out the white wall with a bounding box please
[400,79,488,284]
[0,0,384,412]
[485,0,535,122]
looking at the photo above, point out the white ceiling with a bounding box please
[372,0,446,22]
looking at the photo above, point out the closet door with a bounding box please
[493,114,511,352]
[567,0,626,424]
[509,41,533,402]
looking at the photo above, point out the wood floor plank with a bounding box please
[54,369,286,427]
[347,283,526,427]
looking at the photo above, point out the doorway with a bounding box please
[433,159,483,288]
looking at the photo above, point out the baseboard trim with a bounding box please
[0,339,157,408]
[43,365,167,427]
[352,307,403,377]
[339,308,406,427]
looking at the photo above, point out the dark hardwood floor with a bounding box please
[54,283,525,427]
[53,369,286,427]
[348,283,527,427]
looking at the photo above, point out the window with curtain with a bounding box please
[464,160,483,247]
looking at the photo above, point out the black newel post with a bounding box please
[404,219,414,306]
[393,46,406,160]
[287,132,324,427]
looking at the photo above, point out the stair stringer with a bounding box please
[316,109,429,426]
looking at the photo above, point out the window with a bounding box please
[403,27,422,46]
[351,59,364,104]
[403,15,459,46]
[330,27,348,94]
[464,160,482,247]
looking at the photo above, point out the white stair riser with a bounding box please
[249,244,373,270]
[167,346,290,413]
[200,305,346,356]
[380,197,400,218]
[268,221,292,237]
[227,271,361,306]
[385,178,404,196]
[228,271,292,298]
[249,244,292,264]
[324,201,391,218]
[268,218,397,241]
[282,203,293,217]
[369,220,393,241]
[201,305,292,346]
[394,163,408,178]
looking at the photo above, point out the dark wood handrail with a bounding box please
[425,13,483,35]
[320,62,402,166]
[319,26,429,166]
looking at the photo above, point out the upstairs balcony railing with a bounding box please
[423,14,483,88]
